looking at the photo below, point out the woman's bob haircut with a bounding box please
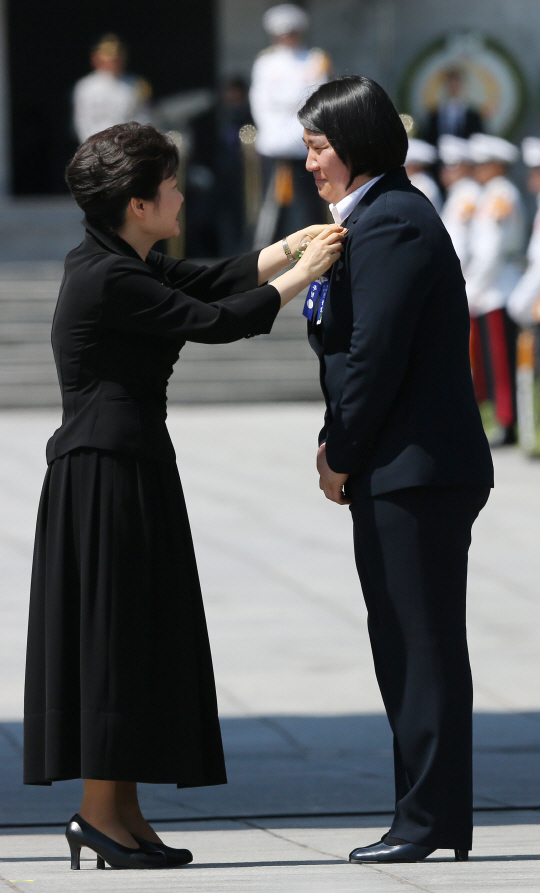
[66,122,179,234]
[298,76,408,186]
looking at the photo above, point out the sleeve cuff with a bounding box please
[242,284,281,337]
[325,435,375,475]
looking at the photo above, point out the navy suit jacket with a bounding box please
[47,222,280,465]
[308,167,494,496]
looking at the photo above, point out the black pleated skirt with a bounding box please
[24,448,227,788]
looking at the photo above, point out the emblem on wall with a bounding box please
[398,33,527,137]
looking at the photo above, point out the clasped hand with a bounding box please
[317,442,350,505]
[292,224,347,281]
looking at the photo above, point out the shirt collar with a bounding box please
[329,174,385,225]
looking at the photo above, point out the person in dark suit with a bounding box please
[24,121,344,871]
[298,77,494,864]
[424,68,483,145]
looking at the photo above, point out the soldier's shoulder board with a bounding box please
[310,48,332,76]
[458,199,477,222]
[135,77,152,103]
[256,45,277,59]
[486,190,515,221]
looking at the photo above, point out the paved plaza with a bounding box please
[0,404,539,891]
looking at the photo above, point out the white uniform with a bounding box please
[405,139,442,212]
[465,176,525,316]
[510,137,540,453]
[73,70,152,143]
[441,177,481,267]
[249,44,330,158]
[409,170,443,213]
[507,197,540,326]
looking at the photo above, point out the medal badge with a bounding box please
[303,275,329,323]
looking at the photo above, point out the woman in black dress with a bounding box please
[24,122,344,870]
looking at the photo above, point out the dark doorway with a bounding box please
[7,0,217,195]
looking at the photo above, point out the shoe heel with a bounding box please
[96,854,105,869]
[454,849,469,861]
[68,841,81,870]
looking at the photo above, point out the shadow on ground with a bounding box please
[1,712,539,827]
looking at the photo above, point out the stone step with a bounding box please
[0,356,318,382]
[0,373,320,405]
[0,344,53,360]
[0,324,54,343]
[0,263,320,407]
[0,384,62,408]
[0,336,312,359]
[0,200,82,263]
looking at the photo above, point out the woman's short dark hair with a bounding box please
[298,76,408,185]
[66,122,179,233]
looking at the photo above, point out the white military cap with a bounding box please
[263,4,310,36]
[438,135,472,166]
[406,138,438,166]
[468,133,519,165]
[522,137,540,168]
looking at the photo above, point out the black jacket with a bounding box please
[47,222,281,465]
[424,106,483,144]
[308,167,494,496]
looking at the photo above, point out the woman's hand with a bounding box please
[257,224,345,285]
[296,225,346,282]
[268,225,346,309]
[287,224,333,257]
[317,442,350,505]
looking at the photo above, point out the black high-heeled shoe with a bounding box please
[349,839,469,863]
[65,814,166,870]
[133,834,193,867]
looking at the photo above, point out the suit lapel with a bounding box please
[348,167,410,226]
[320,168,410,333]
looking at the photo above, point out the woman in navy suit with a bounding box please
[298,77,493,863]
[24,122,344,870]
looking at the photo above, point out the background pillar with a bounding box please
[0,0,10,195]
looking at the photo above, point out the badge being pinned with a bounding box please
[303,275,329,324]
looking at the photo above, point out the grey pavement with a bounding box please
[0,404,540,890]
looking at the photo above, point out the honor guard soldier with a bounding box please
[250,4,331,246]
[405,139,443,212]
[508,138,540,327]
[439,135,480,269]
[465,133,525,446]
[73,34,152,144]
[508,137,540,454]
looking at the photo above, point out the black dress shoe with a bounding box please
[133,835,193,867]
[65,814,166,870]
[349,840,469,863]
